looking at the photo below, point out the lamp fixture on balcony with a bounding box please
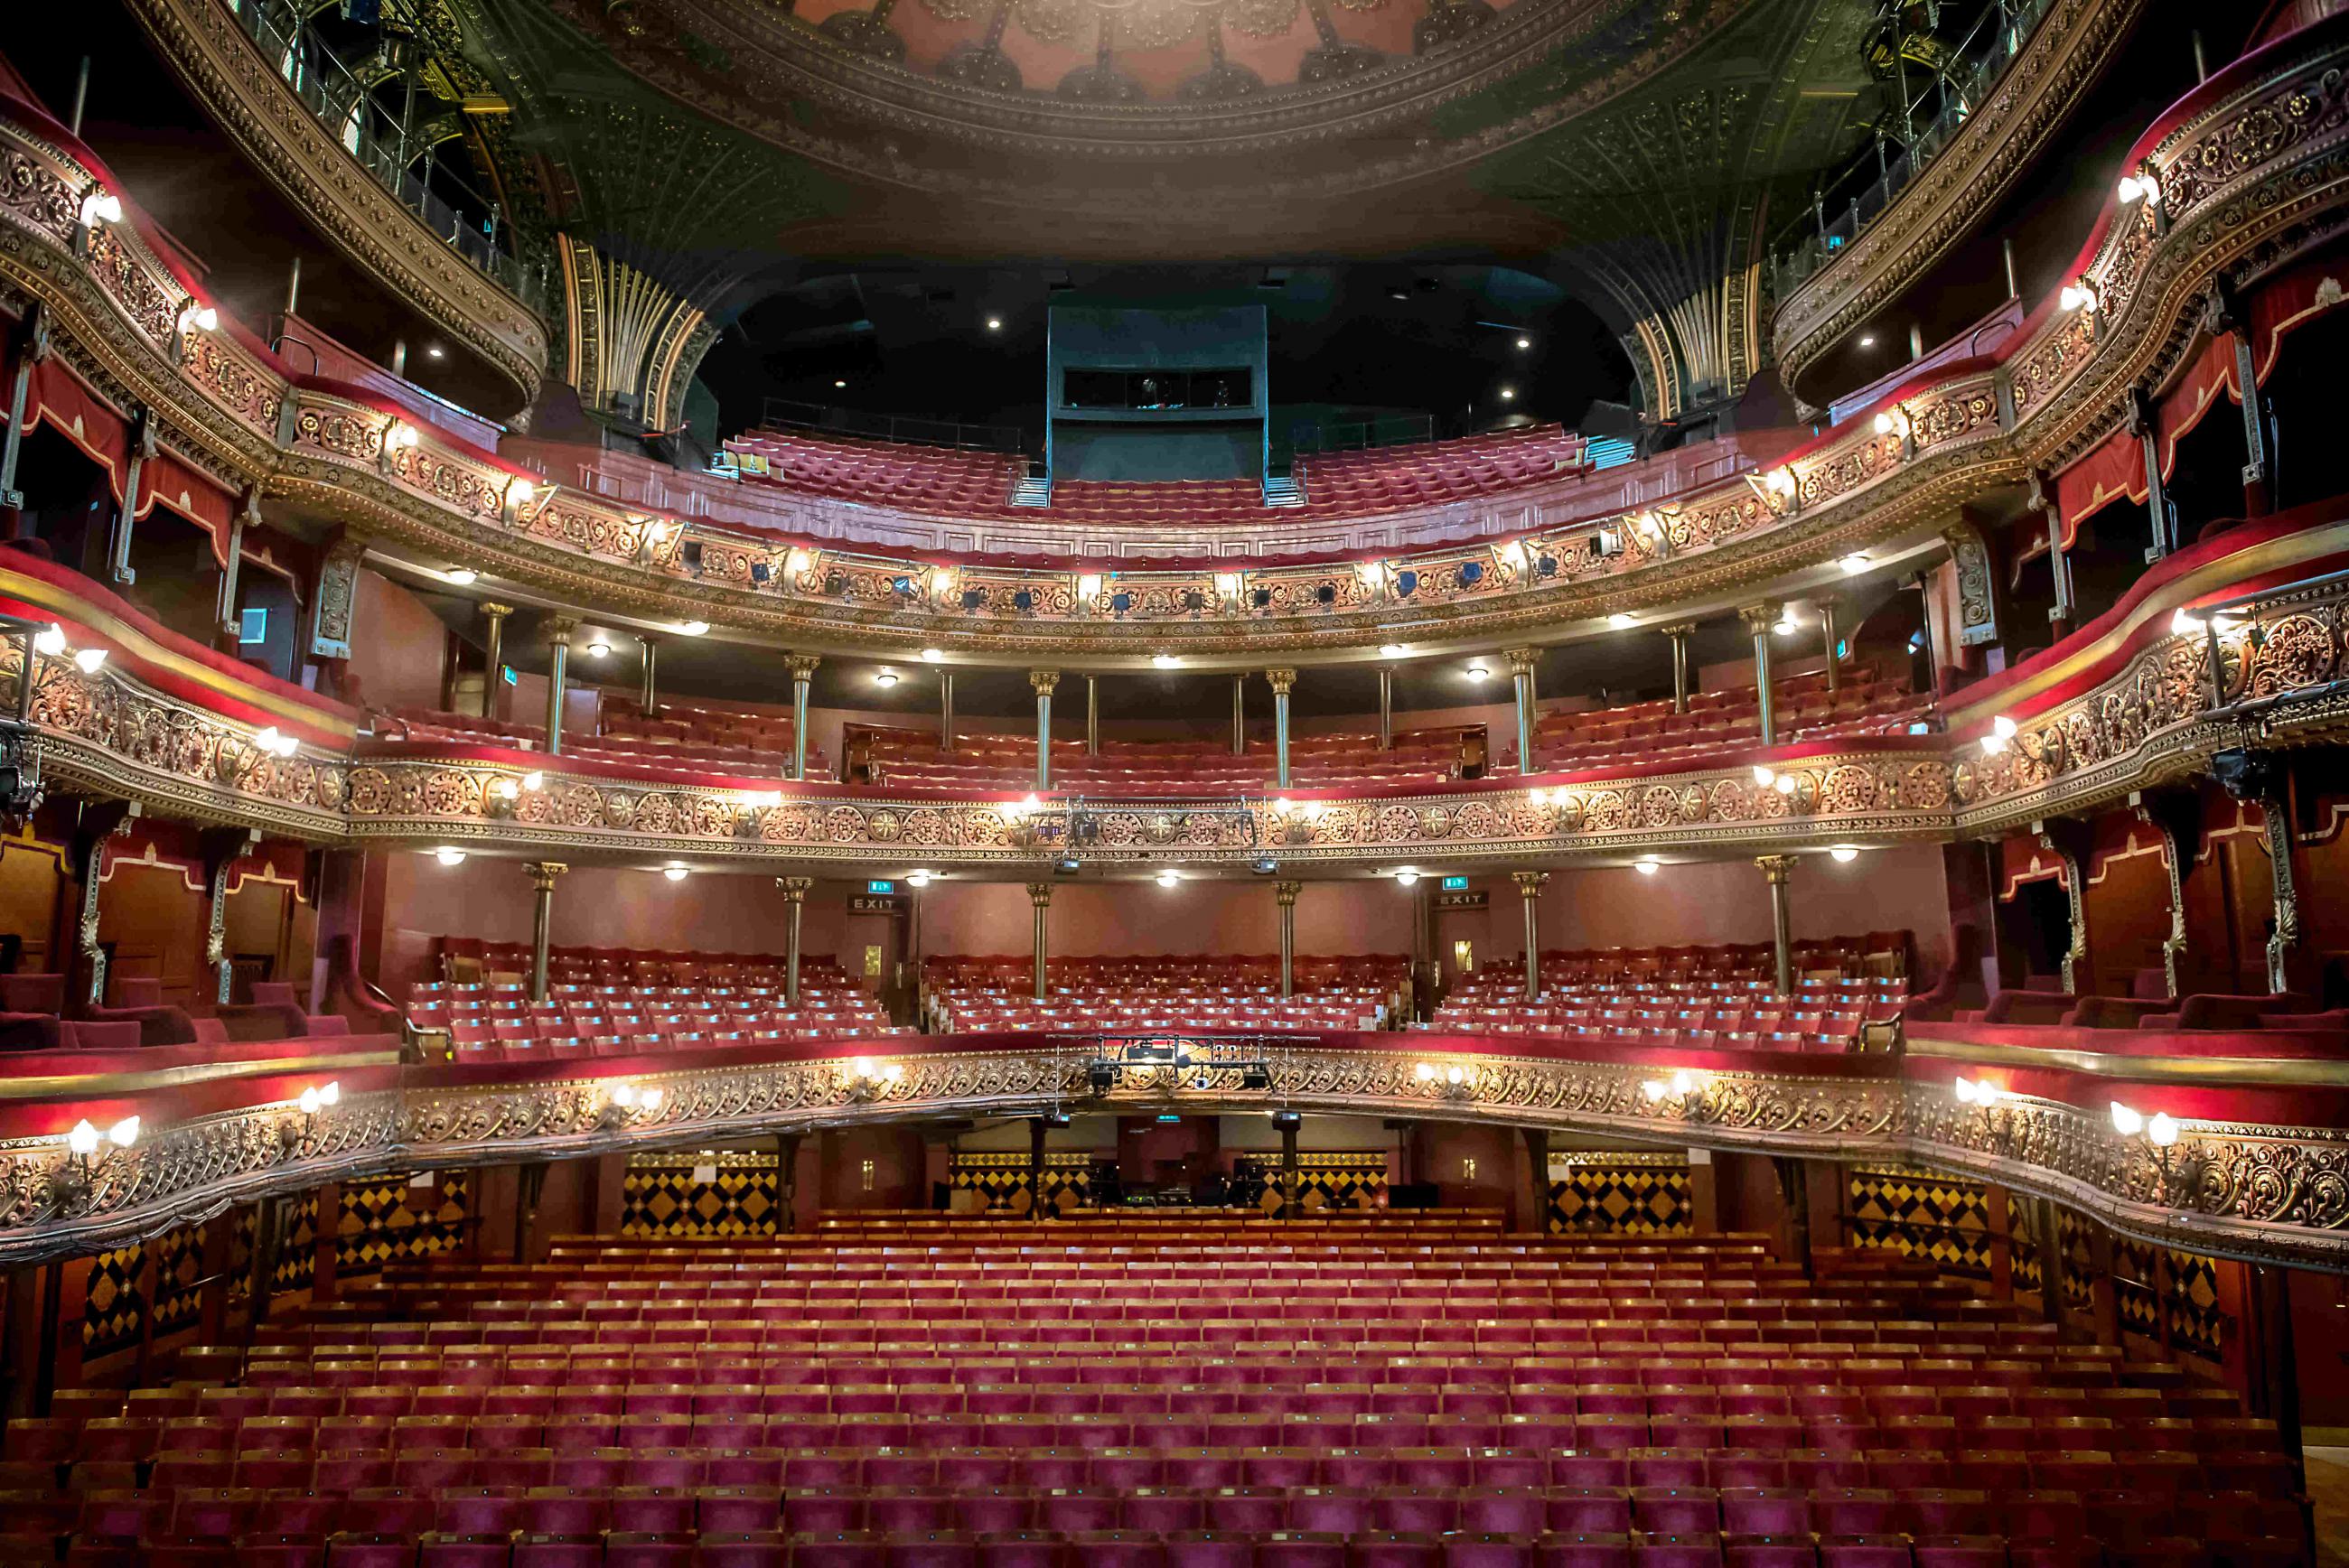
[1980,714,2018,756]
[54,1114,139,1209]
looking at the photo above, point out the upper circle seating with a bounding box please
[919,957,1412,1034]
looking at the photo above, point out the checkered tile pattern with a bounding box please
[1843,1166,1991,1278]
[80,1243,145,1358]
[621,1153,781,1237]
[1546,1156,1693,1235]
[949,1153,1099,1214]
[336,1173,472,1279]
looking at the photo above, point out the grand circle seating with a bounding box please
[718,426,1590,526]
[1518,672,1931,778]
[411,947,903,1066]
[370,709,824,781]
[853,730,1479,796]
[920,957,1410,1034]
[1422,940,1914,1055]
[1,1210,2304,1565]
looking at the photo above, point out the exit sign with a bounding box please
[866,880,895,894]
[1441,875,1469,891]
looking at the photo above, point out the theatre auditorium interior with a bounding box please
[12,0,2349,1564]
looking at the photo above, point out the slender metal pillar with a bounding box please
[1739,602,1782,744]
[1818,597,1842,695]
[1774,1157,1813,1275]
[1279,1119,1300,1221]
[541,619,575,756]
[478,603,512,720]
[1026,882,1052,1002]
[1512,871,1548,1002]
[779,877,810,1005]
[1662,622,1698,714]
[1231,677,1245,756]
[787,654,819,780]
[638,637,659,716]
[1029,671,1059,789]
[1267,668,1296,788]
[1506,648,1539,773]
[1378,667,1393,750]
[2243,1262,2307,1496]
[1757,854,1795,995]
[106,408,154,585]
[0,305,49,511]
[941,670,956,754]
[1085,675,1099,756]
[1521,1127,1550,1237]
[524,861,567,1002]
[214,492,253,642]
[1275,881,1301,999]
[1028,1116,1050,1224]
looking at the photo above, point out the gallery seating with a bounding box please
[922,956,1411,1033]
[853,729,1481,795]
[1,1213,2303,1565]
[370,708,824,780]
[1517,672,1931,779]
[407,974,903,1067]
[719,426,1591,527]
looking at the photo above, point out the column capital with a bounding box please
[1511,870,1549,898]
[1025,882,1053,908]
[1028,669,1061,695]
[1755,854,1795,885]
[541,618,578,648]
[776,876,811,902]
[1504,647,1541,677]
[1736,601,1783,635]
[785,653,821,681]
[1274,880,1303,907]
[523,861,568,892]
[479,602,516,621]
[1263,667,1297,695]
[1657,621,1701,639]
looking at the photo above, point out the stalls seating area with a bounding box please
[922,956,1410,1034]
[719,425,1588,526]
[1,1213,2300,1565]
[1519,673,1930,778]
[370,709,824,780]
[856,729,1479,795]
[407,974,903,1067]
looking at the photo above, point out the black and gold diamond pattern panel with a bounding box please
[337,1173,471,1280]
[2007,1195,2043,1298]
[622,1152,781,1237]
[950,1152,1100,1214]
[2056,1209,2098,1310]
[80,1243,145,1358]
[2115,1236,2163,1344]
[1843,1166,1991,1279]
[1546,1153,1692,1235]
[273,1195,318,1296]
[149,1223,206,1339]
[1265,1151,1391,1216]
[2165,1249,2225,1362]
[229,1205,256,1304]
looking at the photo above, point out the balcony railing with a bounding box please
[1767,0,2053,303]
[225,0,545,313]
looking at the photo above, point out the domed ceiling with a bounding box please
[441,0,1886,421]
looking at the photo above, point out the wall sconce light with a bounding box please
[378,421,420,473]
[54,1115,140,1208]
[1872,406,1916,459]
[434,846,468,866]
[77,183,124,229]
[600,1080,667,1129]
[1393,869,1419,887]
[251,726,301,760]
[1641,1069,1702,1115]
[1764,467,1800,511]
[501,477,538,525]
[662,865,690,882]
[281,1080,340,1151]
[1213,572,1245,611]
[2059,279,2100,314]
[636,519,672,564]
[1414,1061,1476,1099]
[846,1058,903,1100]
[176,300,219,341]
[2112,1100,2187,1199]
[1980,714,2018,757]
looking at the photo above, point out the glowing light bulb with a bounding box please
[435,847,467,866]
[33,624,67,657]
[2147,1112,2178,1147]
[662,865,689,882]
[107,1115,139,1149]
[1416,1063,1437,1081]
[1608,613,1636,630]
[2110,1102,2144,1136]
[1752,766,1776,788]
[73,649,108,674]
[1830,846,1859,863]
[1635,860,1660,875]
[68,1120,100,1155]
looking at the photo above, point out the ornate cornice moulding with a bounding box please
[105,0,548,406]
[5,1039,2346,1271]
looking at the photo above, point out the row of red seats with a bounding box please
[371,708,824,779]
